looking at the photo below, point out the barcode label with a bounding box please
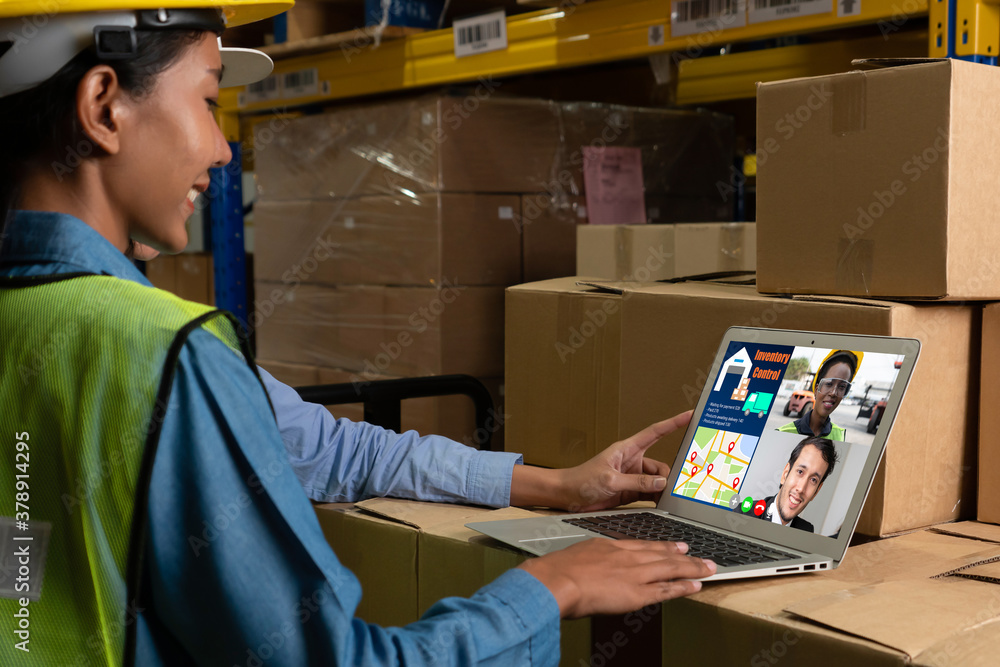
[281,68,319,99]
[453,9,507,58]
[243,74,280,105]
[671,0,746,37]
[457,21,500,46]
[748,0,830,23]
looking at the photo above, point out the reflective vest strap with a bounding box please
[122,307,253,666]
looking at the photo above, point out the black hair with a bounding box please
[788,436,839,484]
[0,28,211,249]
[816,351,857,385]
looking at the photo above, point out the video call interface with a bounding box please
[671,341,903,538]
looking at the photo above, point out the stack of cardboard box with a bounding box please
[756,58,1000,534]
[498,57,1000,663]
[250,92,734,444]
[506,59,1000,539]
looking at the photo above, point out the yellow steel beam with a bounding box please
[675,30,929,105]
[955,0,1000,56]
[216,108,241,143]
[219,0,929,115]
[929,0,950,56]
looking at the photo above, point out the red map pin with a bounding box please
[728,441,735,454]
[707,464,714,475]
[732,477,740,489]
[691,466,699,475]
[691,452,697,462]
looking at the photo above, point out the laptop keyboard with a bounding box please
[562,512,798,567]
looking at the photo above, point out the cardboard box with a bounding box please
[505,278,624,468]
[520,194,588,283]
[663,524,1000,666]
[504,279,978,536]
[255,94,562,199]
[312,499,590,663]
[576,222,756,281]
[253,194,522,287]
[146,253,215,306]
[257,358,321,388]
[145,254,176,294]
[254,283,380,372]
[175,254,214,305]
[317,367,504,448]
[313,503,419,627]
[757,59,1000,300]
[519,197,738,284]
[254,282,504,377]
[979,303,1000,524]
[286,0,361,41]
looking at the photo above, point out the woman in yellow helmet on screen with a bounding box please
[778,350,863,442]
[0,4,713,664]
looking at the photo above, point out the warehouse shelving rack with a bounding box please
[210,0,998,319]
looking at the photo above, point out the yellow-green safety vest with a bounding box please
[776,420,847,442]
[0,273,255,666]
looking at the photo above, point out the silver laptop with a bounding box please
[469,327,920,581]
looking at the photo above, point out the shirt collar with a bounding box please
[768,500,788,526]
[0,210,152,286]
[793,408,832,437]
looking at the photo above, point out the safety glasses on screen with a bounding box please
[816,378,852,397]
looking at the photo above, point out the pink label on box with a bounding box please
[582,146,646,225]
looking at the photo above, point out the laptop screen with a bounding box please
[670,341,902,539]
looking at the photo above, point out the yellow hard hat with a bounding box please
[0,0,291,27]
[812,349,864,393]
[0,2,293,97]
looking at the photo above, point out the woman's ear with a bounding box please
[75,65,126,156]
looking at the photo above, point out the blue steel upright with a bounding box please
[208,141,249,330]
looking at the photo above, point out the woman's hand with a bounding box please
[510,411,692,511]
[518,537,715,618]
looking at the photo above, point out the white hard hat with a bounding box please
[217,38,272,89]
[0,7,282,98]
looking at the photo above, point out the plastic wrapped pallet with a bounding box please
[255,93,563,199]
[556,102,735,209]
[250,92,738,398]
[254,94,735,207]
[253,282,504,378]
[253,194,522,287]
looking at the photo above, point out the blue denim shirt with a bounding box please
[0,211,560,666]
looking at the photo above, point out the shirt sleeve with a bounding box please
[137,329,560,667]
[258,366,522,508]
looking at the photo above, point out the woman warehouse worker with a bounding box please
[779,350,863,441]
[0,2,714,664]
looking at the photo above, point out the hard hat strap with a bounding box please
[94,8,225,59]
